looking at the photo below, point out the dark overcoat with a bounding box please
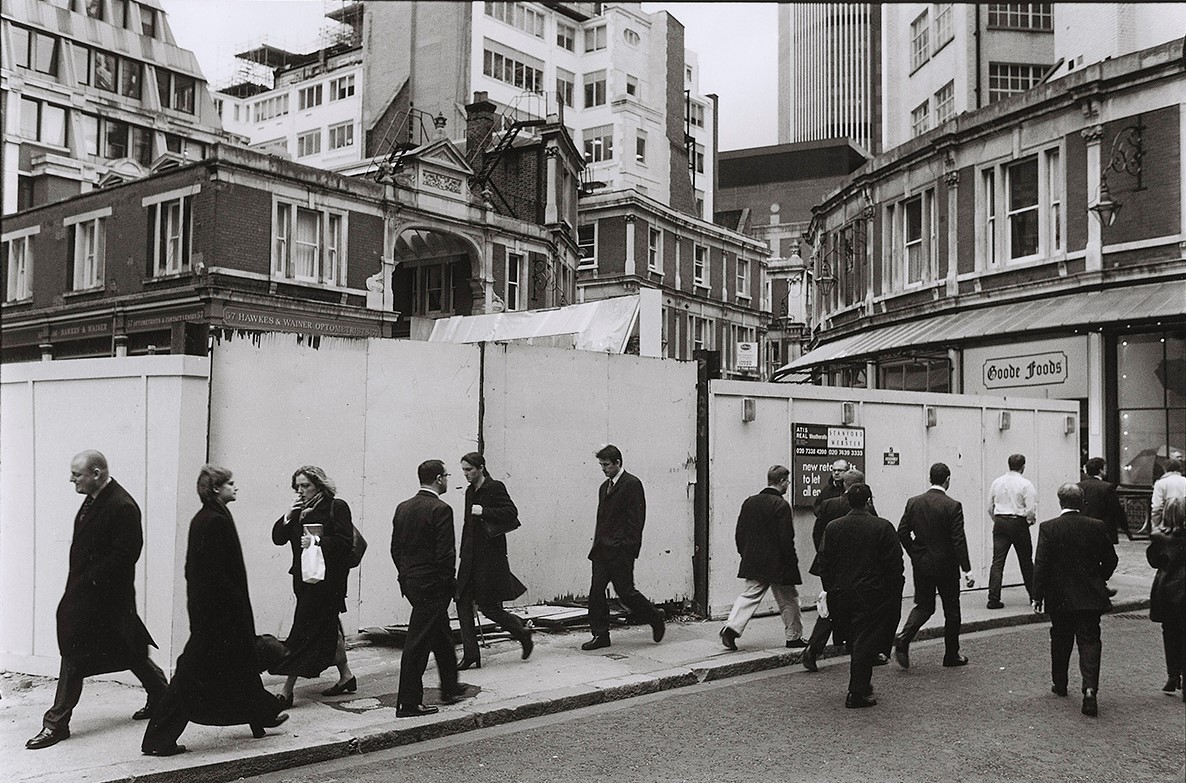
[588,471,646,561]
[56,479,157,676]
[816,508,904,602]
[1032,511,1118,613]
[1146,529,1186,624]
[457,478,527,603]
[170,501,280,725]
[390,489,457,600]
[1077,476,1126,542]
[897,488,971,577]
[735,487,801,585]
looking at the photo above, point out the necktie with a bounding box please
[76,496,94,525]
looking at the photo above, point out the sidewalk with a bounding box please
[3,541,1155,783]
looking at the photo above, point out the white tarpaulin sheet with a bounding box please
[427,295,640,354]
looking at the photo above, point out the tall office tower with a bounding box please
[1,0,232,215]
[777,3,881,155]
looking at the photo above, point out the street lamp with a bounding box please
[1089,120,1143,227]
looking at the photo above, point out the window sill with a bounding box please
[694,282,710,291]
[736,292,751,301]
[646,267,663,277]
[63,285,106,299]
[2,296,34,306]
[578,263,597,272]
[143,271,194,285]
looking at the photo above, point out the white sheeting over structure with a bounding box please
[427,295,641,354]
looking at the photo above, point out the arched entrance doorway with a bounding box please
[389,225,486,331]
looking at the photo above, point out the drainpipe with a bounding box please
[973,6,982,109]
[692,348,720,616]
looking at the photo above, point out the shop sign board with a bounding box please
[791,423,865,508]
[982,351,1068,389]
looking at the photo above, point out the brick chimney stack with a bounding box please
[465,91,497,171]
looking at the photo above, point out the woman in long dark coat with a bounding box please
[141,465,287,756]
[270,465,356,706]
[455,452,532,669]
[1147,496,1186,701]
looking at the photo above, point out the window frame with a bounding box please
[910,10,930,71]
[329,75,355,101]
[272,200,349,286]
[328,121,354,151]
[583,70,607,108]
[911,100,930,137]
[736,256,751,299]
[647,226,661,272]
[583,125,613,163]
[298,84,323,111]
[577,223,596,269]
[556,69,575,108]
[977,144,1064,269]
[556,20,576,51]
[297,130,322,158]
[986,3,1053,30]
[3,231,37,302]
[505,252,523,311]
[70,216,106,291]
[584,24,607,53]
[693,244,708,288]
[635,131,647,165]
[933,3,954,49]
[934,80,955,125]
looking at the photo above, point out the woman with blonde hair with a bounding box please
[1147,496,1186,700]
[270,465,356,706]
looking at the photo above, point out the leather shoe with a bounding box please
[396,704,439,718]
[581,635,610,651]
[785,639,808,649]
[1051,684,1068,697]
[1081,689,1098,717]
[801,647,818,672]
[251,713,289,738]
[26,727,69,750]
[321,676,357,696]
[942,655,969,667]
[142,744,187,757]
[651,618,666,643]
[844,692,877,709]
[440,684,469,705]
[720,627,739,651]
[132,701,152,720]
[521,633,534,661]
[986,600,1005,609]
[456,657,481,671]
[894,638,910,669]
[1163,675,1181,693]
[873,653,889,666]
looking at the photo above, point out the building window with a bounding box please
[623,28,640,45]
[506,252,523,311]
[904,196,924,283]
[647,227,661,272]
[583,125,612,163]
[11,25,59,75]
[19,98,68,147]
[577,223,595,268]
[483,44,544,92]
[484,2,545,38]
[910,10,930,71]
[328,121,354,150]
[273,202,347,285]
[693,245,708,287]
[635,132,647,164]
[933,4,954,48]
[149,196,193,276]
[584,25,607,52]
[689,315,713,353]
[687,102,705,128]
[690,142,705,174]
[557,20,576,51]
[1116,330,1186,487]
[911,101,929,137]
[695,191,705,219]
[4,235,34,302]
[980,149,1064,266]
[93,50,118,92]
[71,218,106,291]
[415,264,452,315]
[157,69,196,113]
[254,94,289,122]
[987,62,1049,103]
[987,3,1053,30]
[934,81,955,124]
[583,70,607,108]
[1046,148,1062,253]
[297,130,322,158]
[85,0,103,20]
[298,84,323,110]
[736,257,750,298]
[625,74,638,98]
[879,357,951,393]
[1006,156,1039,259]
[556,69,574,108]
[983,169,997,266]
[329,75,355,101]
[139,3,157,37]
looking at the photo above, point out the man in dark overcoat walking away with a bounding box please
[27,450,169,750]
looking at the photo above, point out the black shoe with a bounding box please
[802,647,818,672]
[1105,585,1118,597]
[845,692,877,709]
[132,701,153,720]
[581,635,611,651]
[720,627,739,651]
[894,638,910,669]
[26,727,69,750]
[1163,675,1181,693]
[785,639,808,649]
[457,657,481,671]
[873,653,889,666]
[251,712,289,738]
[396,704,439,718]
[651,618,666,643]
[142,744,187,756]
[1051,684,1068,697]
[986,600,1005,609]
[521,632,534,661]
[321,676,357,696]
[1082,689,1098,717]
[275,692,293,710]
[440,684,469,705]
[942,655,969,667]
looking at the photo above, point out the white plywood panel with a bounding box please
[0,378,37,664]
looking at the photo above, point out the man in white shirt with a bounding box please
[1150,458,1186,533]
[986,454,1037,609]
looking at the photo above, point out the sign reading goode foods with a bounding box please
[982,351,1068,389]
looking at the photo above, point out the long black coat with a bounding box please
[390,489,457,600]
[457,478,527,603]
[1033,511,1118,613]
[170,501,280,725]
[817,508,904,601]
[735,487,801,585]
[56,479,157,676]
[897,488,971,577]
[1146,529,1186,624]
[1077,476,1126,543]
[589,471,646,561]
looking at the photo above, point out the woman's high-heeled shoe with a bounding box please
[251,712,290,738]
[457,657,481,671]
[275,692,293,710]
[321,676,357,696]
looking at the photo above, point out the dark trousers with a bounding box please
[1049,610,1103,693]
[806,614,836,657]
[878,591,902,659]
[832,591,894,698]
[588,556,662,638]
[457,596,529,662]
[988,515,1034,602]
[899,569,963,660]
[1162,619,1185,679]
[43,653,168,731]
[397,593,459,709]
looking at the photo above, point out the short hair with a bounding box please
[845,483,873,509]
[595,444,623,464]
[1084,457,1106,477]
[929,462,950,486]
[1056,482,1084,510]
[831,460,849,472]
[418,459,446,484]
[1163,497,1186,532]
[1008,454,1026,471]
[841,468,864,489]
[767,465,790,485]
[197,464,233,503]
[1166,459,1184,474]
[292,465,336,497]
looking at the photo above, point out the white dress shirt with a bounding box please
[988,470,1037,523]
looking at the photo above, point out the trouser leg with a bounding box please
[588,559,613,638]
[456,597,480,661]
[606,557,663,626]
[1074,611,1102,693]
[1164,621,1185,678]
[878,591,902,657]
[1049,611,1075,690]
[429,605,459,697]
[988,519,1011,602]
[724,580,768,636]
[935,573,963,659]
[846,603,879,698]
[807,615,833,656]
[476,599,528,643]
[898,573,937,647]
[398,595,448,709]
[128,653,169,706]
[140,683,187,752]
[42,657,84,732]
[770,584,803,641]
[1012,521,1035,600]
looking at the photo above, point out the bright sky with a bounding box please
[160,0,778,150]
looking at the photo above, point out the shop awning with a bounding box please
[427,294,640,353]
[775,280,1185,376]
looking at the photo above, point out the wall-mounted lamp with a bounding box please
[998,411,1011,431]
[742,398,756,423]
[842,401,858,426]
[925,406,938,428]
[860,184,875,219]
[1064,415,1076,435]
[1089,119,1143,227]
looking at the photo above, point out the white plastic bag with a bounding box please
[301,543,325,584]
[816,590,829,619]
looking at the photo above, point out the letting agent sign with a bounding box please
[791,423,866,508]
[982,351,1068,389]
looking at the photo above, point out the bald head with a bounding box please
[70,450,109,497]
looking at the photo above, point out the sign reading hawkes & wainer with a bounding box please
[982,351,1068,389]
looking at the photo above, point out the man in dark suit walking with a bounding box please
[720,465,804,651]
[894,462,973,669]
[1078,457,1128,543]
[1033,483,1118,717]
[26,450,169,750]
[390,459,462,718]
[580,444,665,651]
[816,483,904,708]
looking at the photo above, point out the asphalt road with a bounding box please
[246,612,1184,783]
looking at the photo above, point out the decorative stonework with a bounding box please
[422,169,463,194]
[1080,125,1105,143]
[945,171,960,187]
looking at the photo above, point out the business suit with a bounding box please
[43,479,168,733]
[1033,510,1118,695]
[587,470,663,639]
[723,486,803,642]
[816,507,904,699]
[1077,475,1127,543]
[896,487,971,662]
[390,489,460,710]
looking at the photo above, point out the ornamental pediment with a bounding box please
[407,138,473,202]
